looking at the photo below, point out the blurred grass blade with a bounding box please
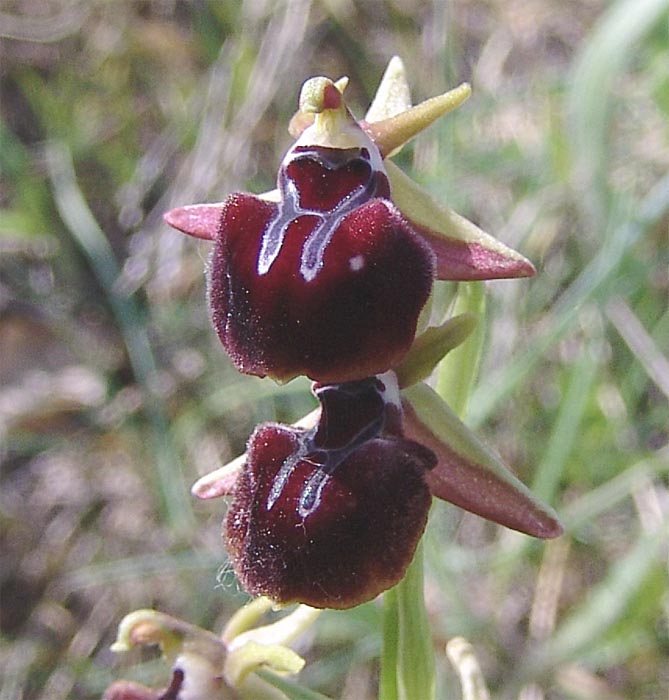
[567,0,668,220]
[45,141,195,534]
[60,551,220,590]
[254,669,335,700]
[470,0,669,427]
[517,525,668,682]
[531,337,600,504]
[562,446,669,532]
[469,175,669,428]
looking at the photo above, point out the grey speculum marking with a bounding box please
[256,147,381,282]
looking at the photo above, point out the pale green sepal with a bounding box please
[387,158,492,243]
[222,597,275,644]
[365,56,412,124]
[395,312,478,388]
[224,641,305,688]
[387,161,535,279]
[403,383,563,538]
[229,605,322,651]
[110,609,225,664]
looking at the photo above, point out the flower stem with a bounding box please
[436,281,486,418]
[379,587,399,700]
[380,281,487,700]
[379,541,435,700]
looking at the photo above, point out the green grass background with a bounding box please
[1,1,667,698]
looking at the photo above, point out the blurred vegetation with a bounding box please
[1,1,667,699]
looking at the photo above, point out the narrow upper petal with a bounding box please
[163,203,225,240]
[364,55,412,124]
[364,83,472,158]
[394,313,478,388]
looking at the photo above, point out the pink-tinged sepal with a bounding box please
[403,383,563,539]
[415,222,536,280]
[163,203,225,240]
[191,456,245,500]
[191,409,321,501]
[387,161,536,281]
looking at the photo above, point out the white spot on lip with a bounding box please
[349,254,365,271]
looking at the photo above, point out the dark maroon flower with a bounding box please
[224,373,436,608]
[208,145,434,382]
[165,74,536,383]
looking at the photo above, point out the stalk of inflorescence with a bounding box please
[380,279,487,700]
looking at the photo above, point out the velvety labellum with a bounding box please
[224,377,436,609]
[209,145,434,383]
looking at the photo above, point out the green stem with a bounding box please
[379,587,399,700]
[436,281,486,418]
[379,542,435,700]
[380,281,487,700]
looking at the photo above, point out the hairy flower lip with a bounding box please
[207,190,434,384]
[225,420,435,609]
[194,373,563,545]
[221,372,436,609]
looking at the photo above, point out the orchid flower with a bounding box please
[165,57,533,384]
[103,599,320,700]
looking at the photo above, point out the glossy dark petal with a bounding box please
[225,422,434,609]
[285,146,390,211]
[209,190,434,383]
